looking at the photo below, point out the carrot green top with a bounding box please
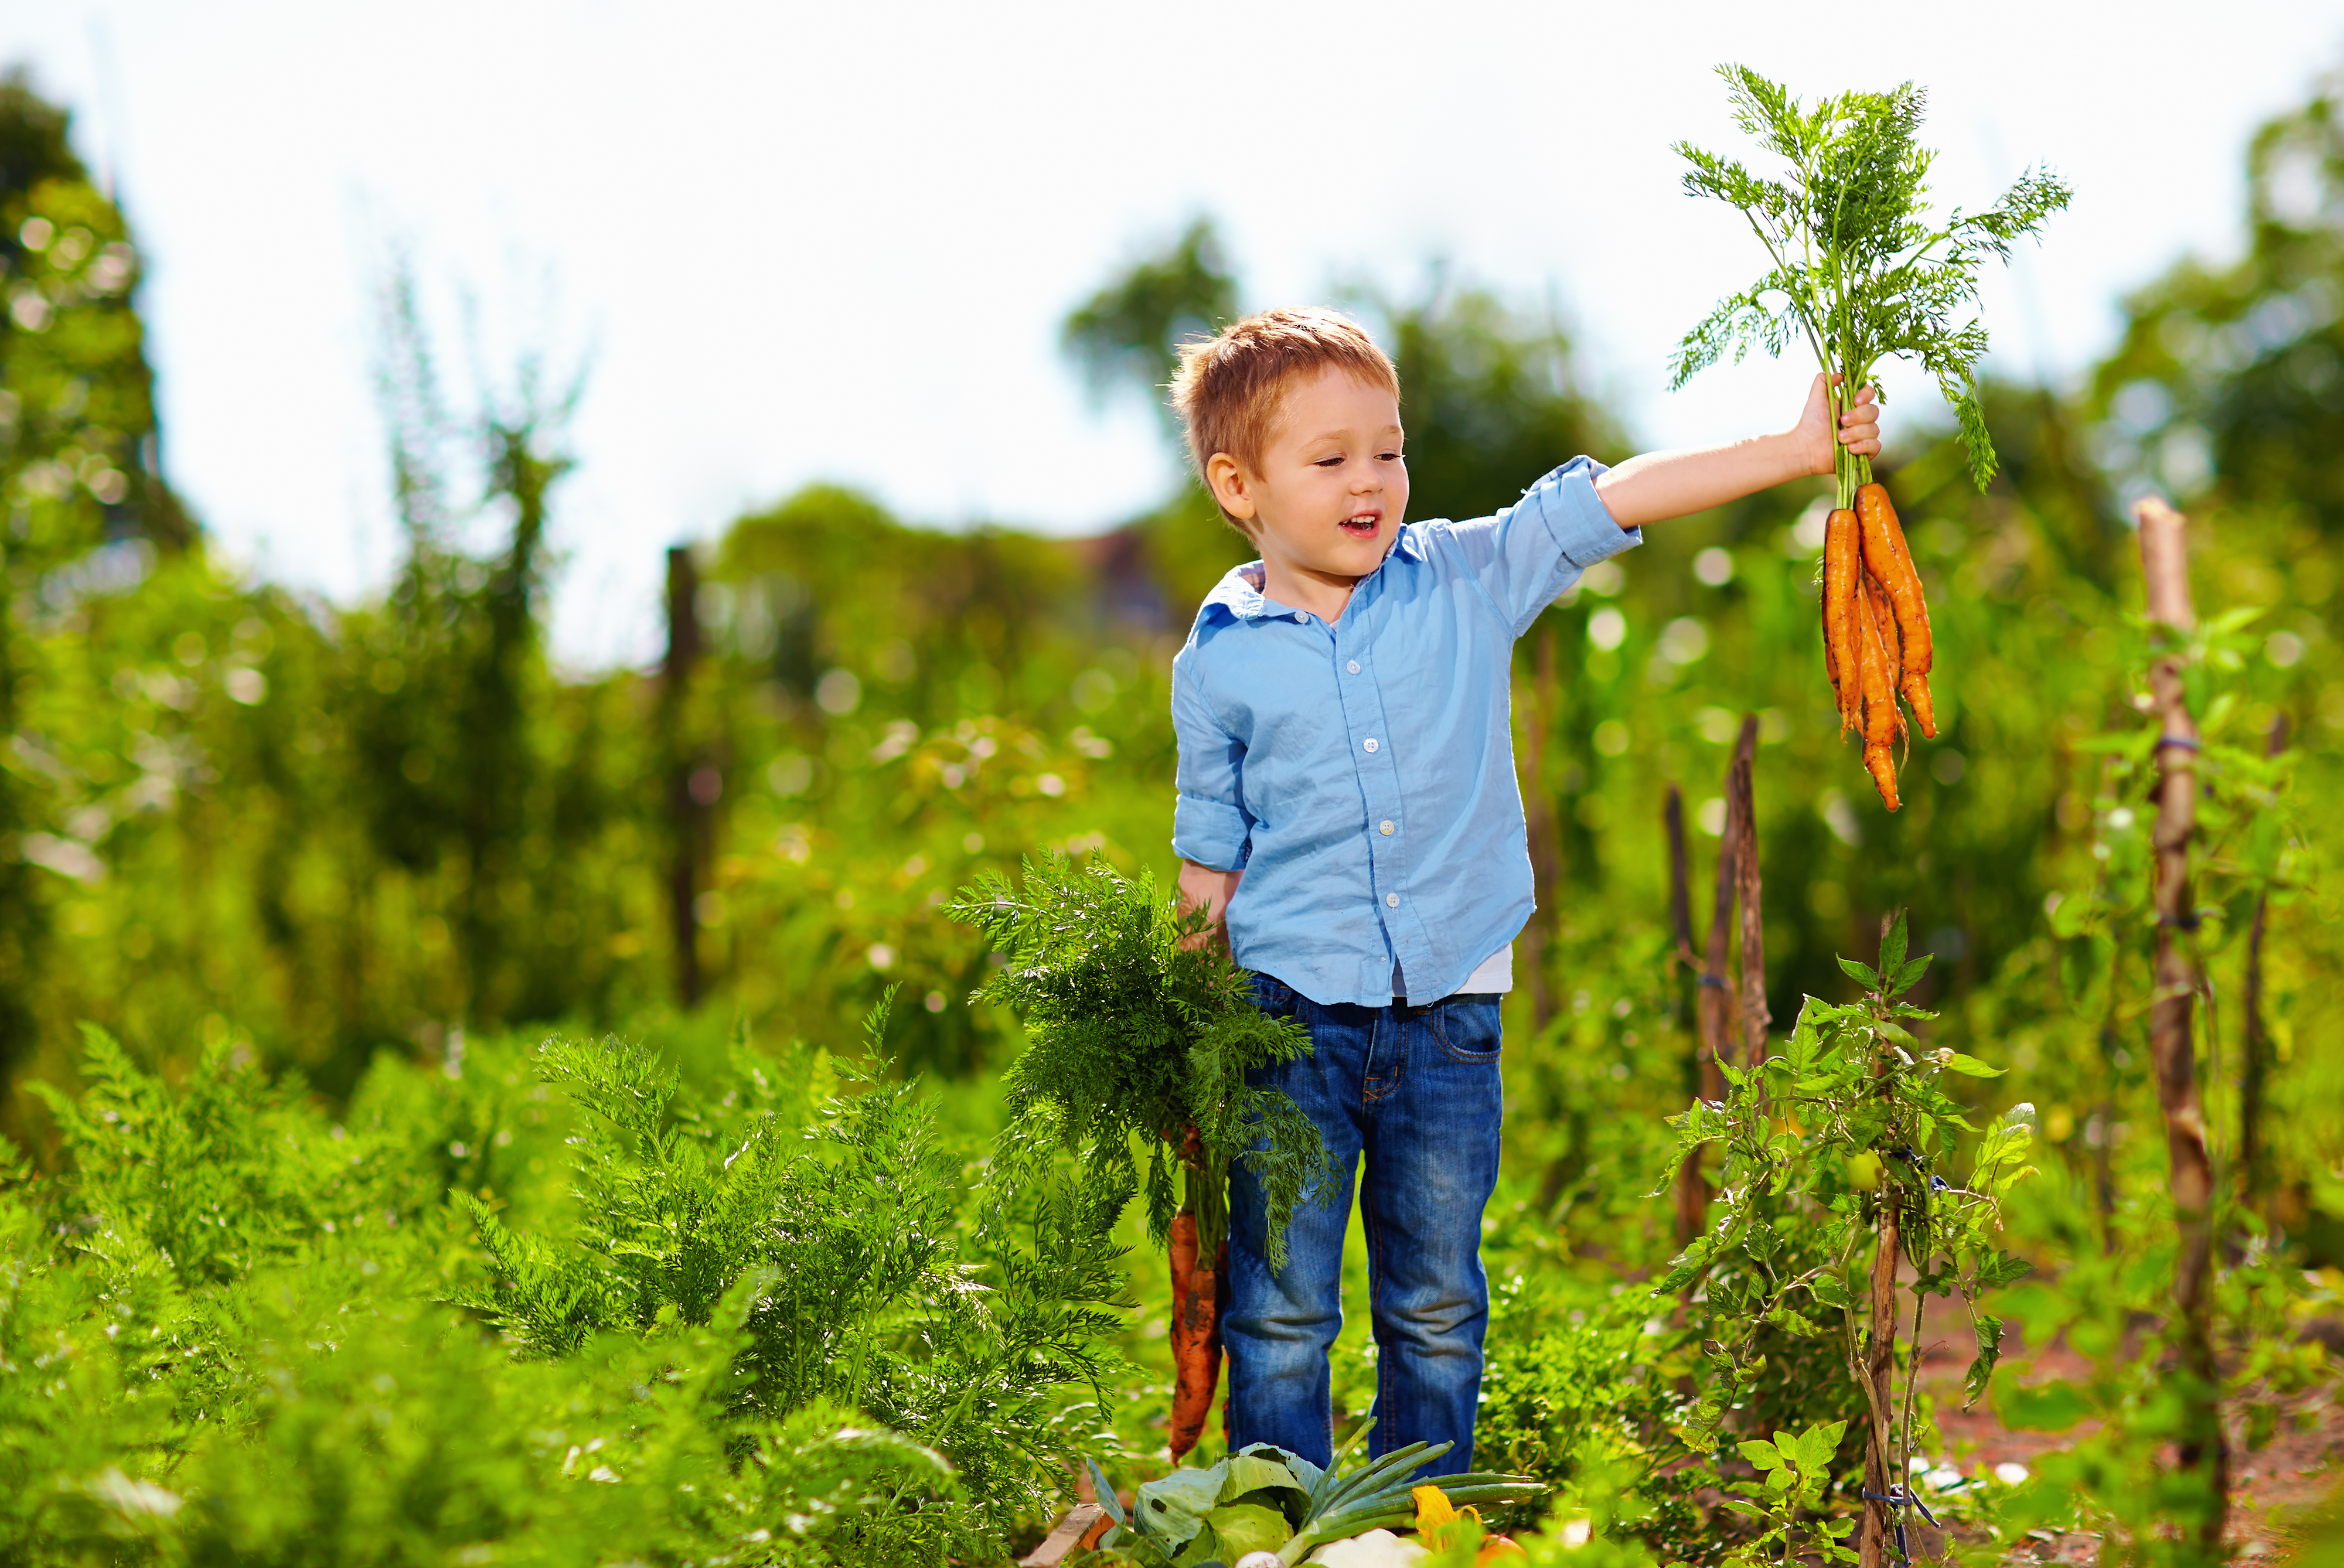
[1667,66,2071,509]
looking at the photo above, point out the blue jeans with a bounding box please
[1224,976,1504,1479]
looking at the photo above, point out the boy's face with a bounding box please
[1210,366,1409,592]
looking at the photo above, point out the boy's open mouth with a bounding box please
[1338,510,1381,538]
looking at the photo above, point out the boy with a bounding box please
[1167,306,1879,1471]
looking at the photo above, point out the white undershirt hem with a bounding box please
[1391,944,1512,1003]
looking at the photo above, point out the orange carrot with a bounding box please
[1855,583,1902,811]
[1824,508,1862,737]
[1854,483,1931,666]
[1866,570,1902,694]
[1855,483,1939,739]
[1820,581,1838,690]
[1167,1211,1225,1460]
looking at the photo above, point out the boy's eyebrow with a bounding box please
[1299,424,1407,447]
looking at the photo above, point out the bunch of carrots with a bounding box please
[950,854,1331,1465]
[1821,482,1934,810]
[1667,65,2067,808]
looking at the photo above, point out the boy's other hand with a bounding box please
[1797,373,1882,475]
[1177,860,1243,952]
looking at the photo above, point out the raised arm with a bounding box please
[1594,373,1880,530]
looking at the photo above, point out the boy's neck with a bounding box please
[1258,555,1363,624]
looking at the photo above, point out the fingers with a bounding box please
[1838,383,1882,455]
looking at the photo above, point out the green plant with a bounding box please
[1469,1297,1698,1540]
[1721,1419,1852,1566]
[0,1011,1134,1567]
[1669,64,2070,503]
[458,1001,1130,1557]
[1658,912,2038,1555]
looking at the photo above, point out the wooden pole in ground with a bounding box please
[1680,721,1756,1253]
[1729,720,1769,1062]
[1698,718,1757,1080]
[664,546,705,1009]
[1666,783,1705,1247]
[2239,714,2287,1217]
[2135,495,2228,1547]
[1859,916,1903,1568]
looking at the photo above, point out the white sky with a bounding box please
[8,1,2342,666]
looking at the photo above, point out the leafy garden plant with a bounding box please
[1669,64,2071,504]
[1723,1419,1852,1566]
[1659,912,2038,1555]
[2,1014,1133,1568]
[458,1001,1133,1556]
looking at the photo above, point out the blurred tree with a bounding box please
[2089,64,2344,538]
[0,71,193,1097]
[1060,219,1251,624]
[352,261,585,1028]
[1,69,193,558]
[1062,216,1236,425]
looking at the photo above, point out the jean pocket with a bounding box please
[1251,974,1302,1020]
[1430,996,1503,1063]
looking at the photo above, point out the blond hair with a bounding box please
[1168,307,1400,534]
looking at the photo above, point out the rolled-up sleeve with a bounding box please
[1441,456,1643,636]
[1170,653,1252,870]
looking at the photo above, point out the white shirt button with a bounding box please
[1385,892,1400,908]
[1293,611,1307,623]
[1347,660,1362,674]
[1379,820,1395,836]
[1362,737,1379,753]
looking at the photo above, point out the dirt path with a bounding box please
[1909,1295,2343,1562]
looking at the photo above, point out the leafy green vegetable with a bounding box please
[1,1014,1130,1568]
[1669,65,2071,503]
[954,851,1335,1268]
[1095,1430,1545,1568]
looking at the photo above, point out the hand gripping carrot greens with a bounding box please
[1668,66,2068,807]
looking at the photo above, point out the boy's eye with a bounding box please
[1314,455,1344,468]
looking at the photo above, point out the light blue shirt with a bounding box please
[1170,457,1641,1007]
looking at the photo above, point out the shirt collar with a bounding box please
[1201,528,1425,622]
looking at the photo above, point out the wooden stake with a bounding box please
[2135,495,2228,1547]
[1666,784,1707,1247]
[665,546,706,1009]
[1729,719,1769,1062]
[1859,1158,1901,1568]
[1698,718,1757,1076]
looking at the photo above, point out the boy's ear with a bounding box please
[1205,452,1257,524]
